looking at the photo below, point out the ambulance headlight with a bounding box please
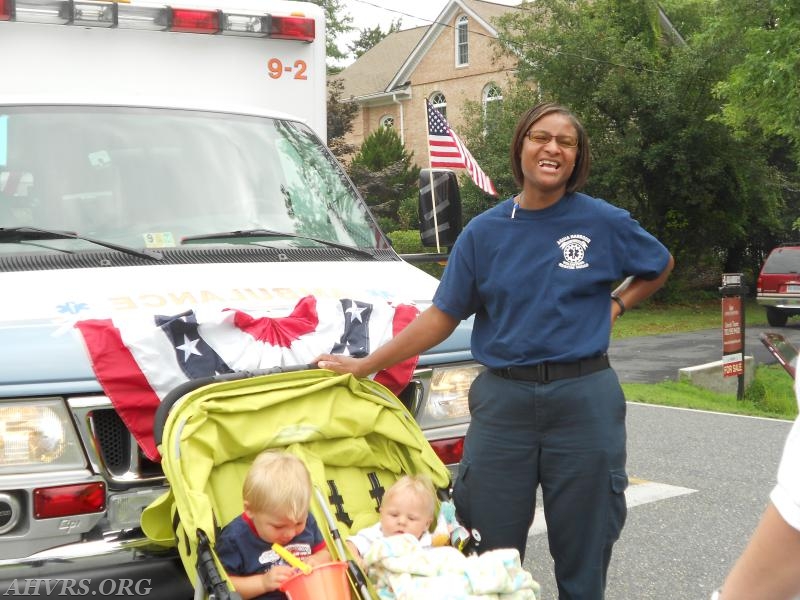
[0,400,85,473]
[415,364,483,427]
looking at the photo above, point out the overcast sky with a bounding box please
[343,0,453,31]
[338,0,519,60]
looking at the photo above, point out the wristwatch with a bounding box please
[611,293,626,316]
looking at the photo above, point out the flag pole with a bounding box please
[425,101,441,253]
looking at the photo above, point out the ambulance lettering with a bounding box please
[106,286,394,311]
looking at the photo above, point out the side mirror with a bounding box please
[418,169,462,248]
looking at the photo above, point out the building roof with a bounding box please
[334,0,520,101]
[389,0,520,91]
[461,0,520,24]
[332,26,426,99]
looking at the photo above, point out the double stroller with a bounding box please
[142,366,538,600]
[141,366,538,599]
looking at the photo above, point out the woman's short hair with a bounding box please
[510,102,591,193]
[243,451,312,520]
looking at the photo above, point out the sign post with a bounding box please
[720,273,747,400]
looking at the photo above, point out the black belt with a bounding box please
[490,354,610,384]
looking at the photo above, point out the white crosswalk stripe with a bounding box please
[527,479,697,537]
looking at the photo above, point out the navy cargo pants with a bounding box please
[452,367,628,600]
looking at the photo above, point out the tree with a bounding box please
[301,0,353,66]
[348,19,403,59]
[348,127,421,232]
[683,0,800,265]
[326,79,358,157]
[710,1,799,157]
[703,0,800,239]
[455,85,530,223]
[480,0,787,285]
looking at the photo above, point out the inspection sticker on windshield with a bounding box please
[143,232,176,248]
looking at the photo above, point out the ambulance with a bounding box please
[0,0,475,595]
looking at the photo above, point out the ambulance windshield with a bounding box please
[0,106,383,253]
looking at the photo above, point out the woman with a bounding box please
[317,102,674,599]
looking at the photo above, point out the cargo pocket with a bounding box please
[451,459,472,529]
[608,469,628,542]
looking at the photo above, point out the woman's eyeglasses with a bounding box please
[526,130,578,148]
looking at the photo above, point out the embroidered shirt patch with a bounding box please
[557,234,590,269]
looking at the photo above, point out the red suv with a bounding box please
[756,244,800,326]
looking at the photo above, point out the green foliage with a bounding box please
[386,229,423,253]
[458,82,541,221]
[374,216,394,234]
[610,298,767,339]
[397,196,419,231]
[702,0,800,259]
[607,299,794,418]
[352,127,410,170]
[348,128,421,231]
[744,364,797,416]
[348,19,403,59]
[709,1,800,157]
[301,0,352,65]
[386,230,444,278]
[475,0,794,287]
[326,78,358,157]
[623,369,797,420]
[320,0,800,300]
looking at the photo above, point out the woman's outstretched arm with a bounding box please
[316,304,459,378]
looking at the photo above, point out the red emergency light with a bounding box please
[4,0,317,41]
[269,15,314,42]
[170,8,220,33]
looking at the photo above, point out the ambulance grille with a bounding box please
[89,409,163,480]
[91,409,131,475]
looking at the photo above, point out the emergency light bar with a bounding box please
[1,0,315,40]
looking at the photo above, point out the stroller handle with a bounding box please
[152,364,317,448]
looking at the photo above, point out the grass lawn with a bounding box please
[622,366,796,420]
[612,297,767,339]
[615,298,797,421]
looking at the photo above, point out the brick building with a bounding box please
[331,0,520,169]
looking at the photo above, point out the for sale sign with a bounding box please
[722,296,743,377]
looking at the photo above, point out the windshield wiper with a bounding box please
[181,228,374,258]
[0,227,163,261]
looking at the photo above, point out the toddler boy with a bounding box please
[216,451,330,600]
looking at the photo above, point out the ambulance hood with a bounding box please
[0,261,473,396]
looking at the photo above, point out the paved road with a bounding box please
[523,402,792,600]
[615,404,788,600]
[520,325,800,599]
[609,323,800,383]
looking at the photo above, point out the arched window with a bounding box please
[456,15,469,66]
[380,115,394,129]
[482,83,503,122]
[430,92,447,120]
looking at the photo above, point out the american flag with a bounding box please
[75,295,419,460]
[426,99,497,196]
